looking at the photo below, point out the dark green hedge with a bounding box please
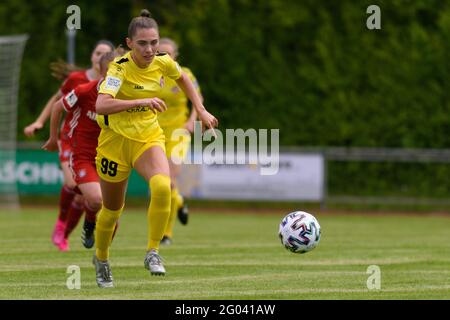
[328,161,450,199]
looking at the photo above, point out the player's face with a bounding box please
[127,28,159,67]
[91,44,113,72]
[158,43,177,60]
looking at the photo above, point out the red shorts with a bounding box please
[70,158,99,185]
[58,136,72,163]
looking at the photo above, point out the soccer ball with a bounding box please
[278,211,321,254]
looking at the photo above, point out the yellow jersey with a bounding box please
[157,67,201,129]
[98,51,182,142]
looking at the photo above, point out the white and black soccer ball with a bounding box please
[278,211,321,254]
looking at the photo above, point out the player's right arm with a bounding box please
[24,67,76,138]
[42,96,64,152]
[42,86,78,152]
[24,91,62,137]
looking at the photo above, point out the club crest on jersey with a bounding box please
[160,76,165,88]
[78,169,86,178]
[65,90,78,108]
[171,86,180,94]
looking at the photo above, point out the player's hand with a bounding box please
[42,137,58,152]
[184,119,195,134]
[141,98,167,113]
[198,109,218,135]
[24,122,43,137]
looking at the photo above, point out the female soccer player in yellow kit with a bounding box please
[93,10,218,288]
[158,38,201,245]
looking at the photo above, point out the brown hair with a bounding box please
[49,58,83,81]
[114,44,128,57]
[93,39,114,52]
[128,9,159,39]
[159,37,179,58]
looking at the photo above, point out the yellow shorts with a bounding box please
[96,127,166,183]
[162,126,191,163]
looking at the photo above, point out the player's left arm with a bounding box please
[176,73,217,132]
[184,71,202,133]
[185,106,198,133]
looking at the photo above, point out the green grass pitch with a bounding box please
[0,207,449,299]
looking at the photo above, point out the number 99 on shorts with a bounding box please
[100,158,118,177]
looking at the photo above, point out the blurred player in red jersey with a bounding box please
[24,40,114,251]
[43,50,122,248]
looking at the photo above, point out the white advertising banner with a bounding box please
[178,153,324,201]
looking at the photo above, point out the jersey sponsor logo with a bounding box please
[134,85,144,90]
[126,106,151,113]
[65,90,78,108]
[103,76,122,92]
[86,110,97,121]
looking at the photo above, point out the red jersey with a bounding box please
[60,70,90,95]
[61,79,100,161]
[59,70,90,140]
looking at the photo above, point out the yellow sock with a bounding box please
[95,205,123,261]
[176,190,183,208]
[147,174,171,252]
[164,188,179,238]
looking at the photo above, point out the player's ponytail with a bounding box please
[49,58,82,81]
[140,9,151,18]
[128,9,158,39]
